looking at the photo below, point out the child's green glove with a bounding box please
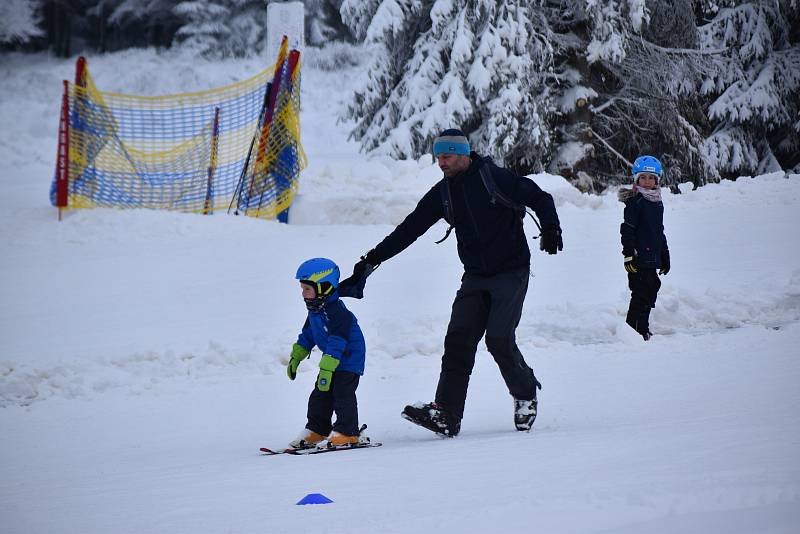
[287,343,311,380]
[316,354,340,392]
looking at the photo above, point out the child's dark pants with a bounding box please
[626,269,661,335]
[306,371,360,437]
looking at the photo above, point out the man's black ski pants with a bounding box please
[435,266,538,419]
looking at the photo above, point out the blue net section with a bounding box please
[51,40,304,219]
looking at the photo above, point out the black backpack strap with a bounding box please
[479,163,542,237]
[435,163,544,245]
[439,179,455,225]
[478,164,523,214]
[436,179,455,244]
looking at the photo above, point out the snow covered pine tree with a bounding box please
[698,0,800,177]
[172,0,268,57]
[341,0,799,188]
[0,0,42,46]
[340,0,554,174]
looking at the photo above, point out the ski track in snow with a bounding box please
[1,173,798,407]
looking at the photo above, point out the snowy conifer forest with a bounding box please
[2,0,798,190]
[2,42,800,533]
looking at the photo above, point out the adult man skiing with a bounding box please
[340,128,563,437]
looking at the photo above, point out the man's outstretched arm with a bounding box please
[340,186,443,297]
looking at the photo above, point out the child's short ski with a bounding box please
[260,424,380,456]
[259,442,382,456]
[291,442,382,455]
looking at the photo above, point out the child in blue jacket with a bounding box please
[619,156,671,341]
[286,257,367,449]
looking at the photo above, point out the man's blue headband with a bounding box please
[432,133,470,156]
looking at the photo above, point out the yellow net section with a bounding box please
[51,40,305,219]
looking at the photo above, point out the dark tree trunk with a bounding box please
[97,5,107,53]
[551,15,597,191]
[45,0,73,57]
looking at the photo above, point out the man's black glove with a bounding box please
[540,225,563,255]
[351,258,372,279]
[339,251,379,299]
[659,249,670,275]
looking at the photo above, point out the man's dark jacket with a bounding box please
[369,153,560,276]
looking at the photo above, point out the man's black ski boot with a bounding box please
[401,402,461,437]
[514,379,542,431]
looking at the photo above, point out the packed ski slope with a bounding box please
[1,45,799,533]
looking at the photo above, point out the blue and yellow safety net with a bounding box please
[50,38,305,220]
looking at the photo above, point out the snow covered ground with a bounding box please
[1,46,799,533]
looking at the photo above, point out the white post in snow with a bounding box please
[266,1,304,62]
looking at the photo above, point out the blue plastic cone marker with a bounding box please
[296,493,333,505]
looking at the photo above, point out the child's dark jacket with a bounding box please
[296,293,366,375]
[620,191,669,269]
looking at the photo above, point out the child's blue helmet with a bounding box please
[296,257,340,298]
[632,155,663,178]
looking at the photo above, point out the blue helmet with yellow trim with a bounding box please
[295,257,340,298]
